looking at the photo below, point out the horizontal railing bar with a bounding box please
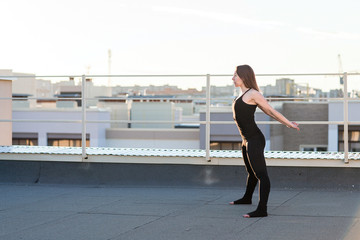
[91,97,354,101]
[0,74,207,78]
[86,120,205,124]
[83,74,208,77]
[2,119,358,125]
[0,119,82,123]
[88,97,206,101]
[1,72,360,79]
[1,97,358,101]
[88,120,360,125]
[1,98,83,101]
[212,73,360,77]
[86,120,347,125]
[0,119,203,124]
[0,75,83,78]
[0,97,206,101]
[266,98,352,101]
[209,121,348,125]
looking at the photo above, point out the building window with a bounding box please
[12,138,38,146]
[210,142,241,150]
[12,133,38,146]
[339,128,360,152]
[47,133,90,147]
[300,145,327,151]
[48,139,90,147]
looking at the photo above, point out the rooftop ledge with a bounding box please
[1,146,360,168]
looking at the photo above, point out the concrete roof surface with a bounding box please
[1,184,359,240]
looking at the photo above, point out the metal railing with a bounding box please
[1,72,360,163]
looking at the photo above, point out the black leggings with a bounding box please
[242,134,270,209]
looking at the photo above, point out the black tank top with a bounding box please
[232,88,262,141]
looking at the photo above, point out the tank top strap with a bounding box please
[241,88,252,98]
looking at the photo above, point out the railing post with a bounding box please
[81,75,88,160]
[206,74,211,162]
[343,72,349,163]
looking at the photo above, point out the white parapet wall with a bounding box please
[0,79,12,145]
[0,146,359,168]
[106,128,200,149]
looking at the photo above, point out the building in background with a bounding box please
[0,78,12,146]
[328,102,360,152]
[270,102,328,151]
[12,109,110,147]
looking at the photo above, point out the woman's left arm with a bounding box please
[253,91,300,131]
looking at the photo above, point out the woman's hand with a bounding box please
[288,121,300,131]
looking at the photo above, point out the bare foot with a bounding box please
[243,210,268,218]
[229,202,234,205]
[230,198,252,205]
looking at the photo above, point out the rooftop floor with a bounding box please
[1,184,359,240]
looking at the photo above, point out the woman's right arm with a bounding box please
[252,91,300,130]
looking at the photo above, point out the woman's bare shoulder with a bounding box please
[249,89,268,106]
[249,89,264,98]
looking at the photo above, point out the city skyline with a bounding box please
[2,68,359,93]
[6,67,355,100]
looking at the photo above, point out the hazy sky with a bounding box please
[1,0,360,89]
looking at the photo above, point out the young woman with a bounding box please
[230,65,300,218]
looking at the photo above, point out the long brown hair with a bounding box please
[236,65,260,91]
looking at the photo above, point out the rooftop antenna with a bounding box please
[108,49,112,86]
[338,54,343,85]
